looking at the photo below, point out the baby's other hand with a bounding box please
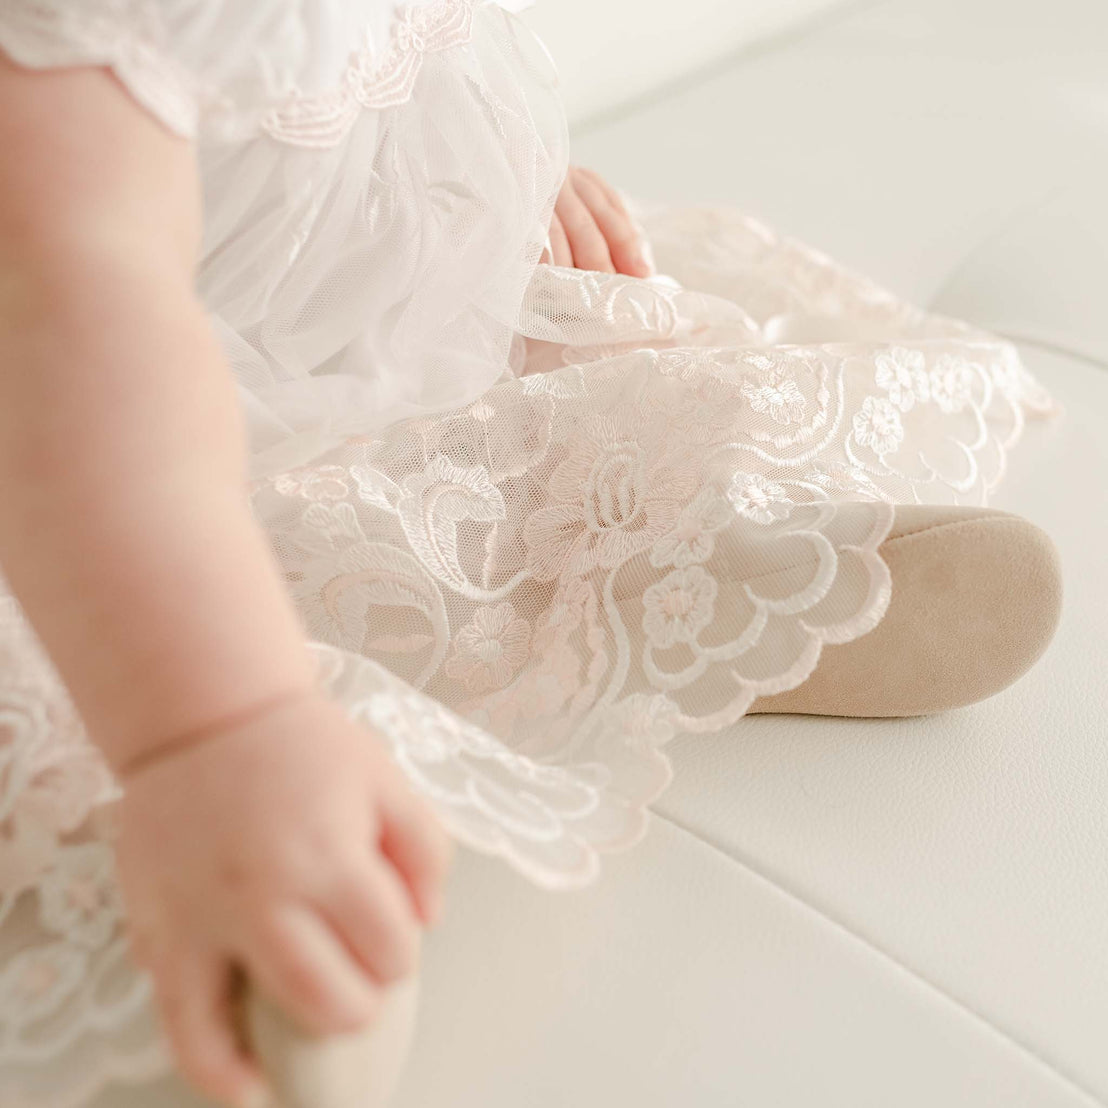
[114,691,453,1108]
[545,165,653,278]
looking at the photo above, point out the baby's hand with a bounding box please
[114,691,452,1108]
[545,165,653,277]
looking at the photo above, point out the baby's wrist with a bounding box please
[110,681,322,780]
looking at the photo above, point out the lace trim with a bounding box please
[260,0,478,148]
[0,0,481,147]
[0,0,198,136]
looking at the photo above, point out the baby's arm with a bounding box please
[0,57,314,765]
[0,57,451,1108]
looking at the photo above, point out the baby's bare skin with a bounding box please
[117,691,449,1107]
[547,164,652,276]
[0,50,640,1108]
[0,58,453,1108]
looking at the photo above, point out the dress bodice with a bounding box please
[0,0,568,475]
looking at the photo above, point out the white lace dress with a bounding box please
[0,1,1054,1103]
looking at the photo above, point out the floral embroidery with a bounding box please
[852,395,905,456]
[0,942,88,1026]
[609,693,680,748]
[263,0,476,147]
[642,566,718,649]
[446,603,531,693]
[650,488,733,568]
[741,363,808,424]
[656,373,745,443]
[727,473,792,525]
[523,421,696,581]
[929,354,976,413]
[38,843,121,951]
[396,455,507,591]
[273,465,350,502]
[875,347,929,412]
[807,462,885,500]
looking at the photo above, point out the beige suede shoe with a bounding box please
[241,968,420,1108]
[751,505,1063,717]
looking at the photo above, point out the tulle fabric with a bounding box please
[0,0,1054,1104]
[0,0,567,477]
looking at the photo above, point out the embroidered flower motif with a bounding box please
[394,18,428,55]
[363,690,461,763]
[263,0,476,147]
[523,421,697,581]
[990,347,1028,398]
[38,843,121,951]
[875,347,929,411]
[657,373,745,443]
[852,395,905,456]
[0,942,87,1026]
[609,694,680,747]
[0,818,57,898]
[0,685,114,895]
[273,465,350,502]
[807,462,884,500]
[929,355,976,413]
[741,365,807,425]
[650,487,733,568]
[642,566,718,649]
[278,503,449,686]
[397,455,507,590]
[727,473,792,525]
[520,365,588,399]
[656,348,727,381]
[1,682,51,765]
[468,398,496,423]
[446,603,532,693]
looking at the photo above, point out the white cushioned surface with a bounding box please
[519,0,843,125]
[97,0,1108,1104]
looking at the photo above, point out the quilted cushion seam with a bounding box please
[648,809,1106,1107]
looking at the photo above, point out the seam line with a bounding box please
[572,0,885,138]
[1000,334,1108,374]
[649,808,1106,1107]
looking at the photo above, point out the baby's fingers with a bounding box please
[155,950,267,1108]
[244,904,379,1037]
[573,168,651,278]
[323,855,420,985]
[546,211,573,267]
[379,788,454,925]
[554,180,614,273]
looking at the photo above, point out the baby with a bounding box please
[0,53,646,1108]
[0,5,1063,1108]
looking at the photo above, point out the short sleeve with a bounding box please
[0,0,305,140]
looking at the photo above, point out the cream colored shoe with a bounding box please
[750,505,1063,717]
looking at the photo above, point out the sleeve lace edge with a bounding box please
[0,2,198,138]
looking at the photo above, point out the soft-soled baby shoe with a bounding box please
[750,505,1062,716]
[242,967,421,1108]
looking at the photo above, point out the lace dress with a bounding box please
[0,1,1054,1103]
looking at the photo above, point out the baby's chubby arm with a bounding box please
[0,57,450,1108]
[0,58,312,767]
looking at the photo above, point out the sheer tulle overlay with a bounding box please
[0,0,1052,1103]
